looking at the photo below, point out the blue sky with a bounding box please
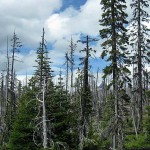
[0,0,101,79]
[0,0,149,84]
[61,0,87,11]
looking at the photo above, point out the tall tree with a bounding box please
[33,28,53,149]
[34,28,53,90]
[78,35,97,139]
[2,33,22,143]
[130,0,150,132]
[99,0,130,149]
[10,32,22,117]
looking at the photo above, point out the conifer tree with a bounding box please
[33,28,53,149]
[34,28,53,90]
[130,0,150,132]
[47,69,77,149]
[99,0,130,149]
[7,89,38,150]
[78,35,98,146]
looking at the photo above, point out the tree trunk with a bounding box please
[42,78,48,148]
[137,0,143,132]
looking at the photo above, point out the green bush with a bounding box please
[125,134,150,149]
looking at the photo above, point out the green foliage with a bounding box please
[99,0,130,83]
[49,87,77,149]
[82,120,101,150]
[126,104,150,149]
[144,106,150,143]
[7,89,38,150]
[102,93,115,123]
[125,134,150,149]
[81,87,92,118]
[146,90,150,101]
[34,28,53,89]
[99,139,110,150]
[82,138,99,150]
[0,144,8,150]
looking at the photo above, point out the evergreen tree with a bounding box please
[130,0,150,132]
[78,35,97,138]
[32,28,54,149]
[34,28,53,90]
[99,0,130,149]
[7,89,38,150]
[48,72,77,150]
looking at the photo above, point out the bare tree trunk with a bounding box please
[65,52,69,93]
[6,36,9,104]
[11,37,15,117]
[42,78,48,148]
[35,78,48,149]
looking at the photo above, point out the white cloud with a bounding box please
[0,0,62,49]
[46,0,101,41]
[8,50,37,75]
[17,74,33,86]
[1,0,150,81]
[0,0,62,19]
[0,0,109,76]
[43,0,102,74]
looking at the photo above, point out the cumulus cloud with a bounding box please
[0,0,62,19]
[15,50,37,74]
[1,0,101,76]
[43,0,102,75]
[0,0,62,49]
[0,0,150,84]
[46,0,101,41]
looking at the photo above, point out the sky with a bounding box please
[0,0,150,84]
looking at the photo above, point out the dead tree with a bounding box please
[10,32,22,117]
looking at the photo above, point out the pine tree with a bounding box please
[33,28,53,149]
[78,35,97,138]
[7,88,38,150]
[48,72,77,149]
[130,0,150,132]
[99,0,130,149]
[34,28,53,90]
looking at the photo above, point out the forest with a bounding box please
[0,0,150,149]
